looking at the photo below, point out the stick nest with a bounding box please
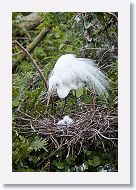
[14,104,118,149]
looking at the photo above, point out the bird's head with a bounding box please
[47,76,62,105]
[48,76,61,92]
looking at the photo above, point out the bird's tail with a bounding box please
[77,58,109,95]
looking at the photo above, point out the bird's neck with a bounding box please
[55,76,63,87]
[50,76,70,99]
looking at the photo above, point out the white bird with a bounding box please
[57,119,66,126]
[63,115,73,125]
[47,54,109,104]
[57,115,73,126]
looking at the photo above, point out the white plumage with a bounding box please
[48,54,109,99]
[63,115,73,125]
[57,119,66,126]
[57,115,73,126]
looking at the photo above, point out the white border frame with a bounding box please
[0,0,130,184]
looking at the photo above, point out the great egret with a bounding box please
[47,54,109,114]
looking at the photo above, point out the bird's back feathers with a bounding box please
[50,54,109,96]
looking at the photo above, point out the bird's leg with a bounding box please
[60,97,67,118]
[52,98,56,117]
[74,90,78,115]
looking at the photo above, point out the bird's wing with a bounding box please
[50,54,109,95]
[60,57,109,95]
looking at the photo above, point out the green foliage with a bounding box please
[12,131,48,171]
[13,99,20,107]
[12,130,117,172]
[75,88,84,98]
[88,156,101,167]
[12,12,118,172]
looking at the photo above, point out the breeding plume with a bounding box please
[47,54,109,103]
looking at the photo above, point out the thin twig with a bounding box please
[12,51,22,56]
[93,128,118,140]
[108,12,118,20]
[12,40,48,89]
[97,49,112,66]
[30,121,36,132]
[14,104,118,151]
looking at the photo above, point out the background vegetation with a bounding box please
[12,12,118,172]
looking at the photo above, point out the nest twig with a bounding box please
[13,104,118,151]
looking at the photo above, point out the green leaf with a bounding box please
[93,156,101,166]
[65,155,75,165]
[12,99,20,107]
[55,33,60,38]
[55,150,63,157]
[76,88,84,98]
[54,161,64,170]
[65,46,73,53]
[82,96,92,104]
[62,35,68,42]
[12,88,19,97]
[88,156,101,167]
[19,135,25,141]
[88,160,94,166]
[36,47,44,54]
[86,151,92,156]
[59,43,64,50]
[28,137,47,152]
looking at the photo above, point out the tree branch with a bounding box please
[12,40,48,89]
[12,27,53,71]
[13,13,44,31]
[27,27,53,53]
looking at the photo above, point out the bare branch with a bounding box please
[108,12,118,21]
[12,40,48,89]
[12,27,52,71]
